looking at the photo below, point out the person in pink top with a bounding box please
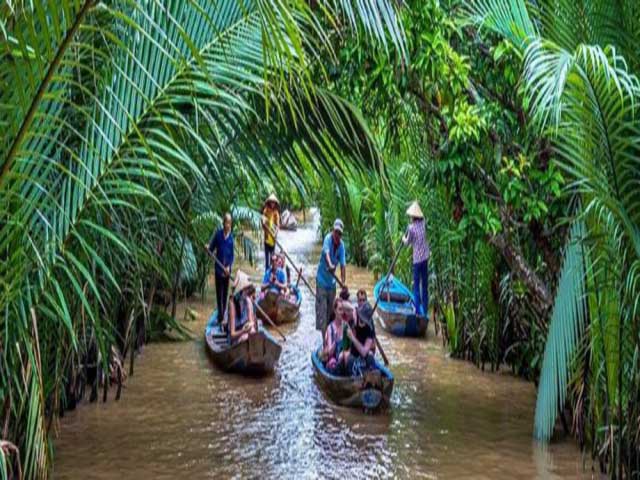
[402,201,430,318]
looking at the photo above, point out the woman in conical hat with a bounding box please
[264,193,280,207]
[228,270,257,344]
[402,200,431,321]
[262,193,281,272]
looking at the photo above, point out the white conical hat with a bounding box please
[233,270,252,294]
[406,200,424,219]
[265,193,279,205]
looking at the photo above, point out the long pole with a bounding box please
[328,270,390,366]
[263,221,316,299]
[204,247,286,342]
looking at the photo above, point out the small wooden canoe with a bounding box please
[280,210,298,231]
[311,349,394,411]
[257,285,302,325]
[204,311,281,375]
[374,277,428,337]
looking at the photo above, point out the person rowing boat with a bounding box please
[402,200,430,321]
[262,194,280,273]
[205,212,234,323]
[315,219,347,338]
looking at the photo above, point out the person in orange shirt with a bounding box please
[261,193,280,272]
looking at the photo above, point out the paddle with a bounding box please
[204,247,287,342]
[263,221,316,299]
[327,269,390,367]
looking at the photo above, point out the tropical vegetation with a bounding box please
[2,0,640,478]
[315,0,640,476]
[0,1,404,477]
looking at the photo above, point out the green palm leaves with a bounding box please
[466,0,640,471]
[0,1,406,477]
[534,220,587,440]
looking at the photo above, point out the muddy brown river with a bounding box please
[54,211,593,479]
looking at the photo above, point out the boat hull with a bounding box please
[374,278,427,337]
[204,312,281,375]
[257,286,301,325]
[311,350,394,411]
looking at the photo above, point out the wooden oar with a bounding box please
[204,247,287,342]
[328,269,390,367]
[263,221,316,299]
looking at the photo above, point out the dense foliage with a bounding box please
[318,0,640,476]
[319,0,566,375]
[0,1,404,477]
[2,0,639,478]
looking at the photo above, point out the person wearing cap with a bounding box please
[261,194,280,272]
[402,200,430,318]
[342,302,376,373]
[227,271,257,344]
[315,219,347,337]
[206,212,234,322]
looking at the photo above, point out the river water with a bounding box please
[54,211,592,479]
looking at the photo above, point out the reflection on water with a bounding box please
[53,209,591,479]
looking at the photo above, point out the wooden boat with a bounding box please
[279,209,298,231]
[311,349,394,411]
[204,311,281,375]
[257,285,302,325]
[374,276,428,337]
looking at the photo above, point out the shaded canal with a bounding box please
[54,210,590,479]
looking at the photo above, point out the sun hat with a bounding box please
[333,218,344,233]
[265,193,279,206]
[406,200,424,219]
[233,270,252,294]
[356,302,374,328]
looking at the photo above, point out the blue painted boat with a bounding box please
[373,276,427,337]
[204,311,281,375]
[311,349,394,411]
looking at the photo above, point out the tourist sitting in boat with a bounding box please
[356,289,368,308]
[355,289,375,353]
[261,254,286,295]
[341,302,376,374]
[322,299,349,374]
[277,253,290,297]
[228,272,257,345]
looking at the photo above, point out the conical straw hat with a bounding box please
[233,270,252,294]
[265,193,279,205]
[406,200,424,219]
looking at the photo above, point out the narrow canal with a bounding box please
[54,211,589,479]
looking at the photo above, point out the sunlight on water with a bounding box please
[53,209,591,479]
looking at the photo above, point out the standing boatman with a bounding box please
[261,193,280,273]
[402,201,430,320]
[206,212,234,320]
[316,219,347,337]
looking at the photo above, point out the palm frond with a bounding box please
[534,220,588,441]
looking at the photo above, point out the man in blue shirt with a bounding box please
[316,219,347,336]
[207,213,234,320]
